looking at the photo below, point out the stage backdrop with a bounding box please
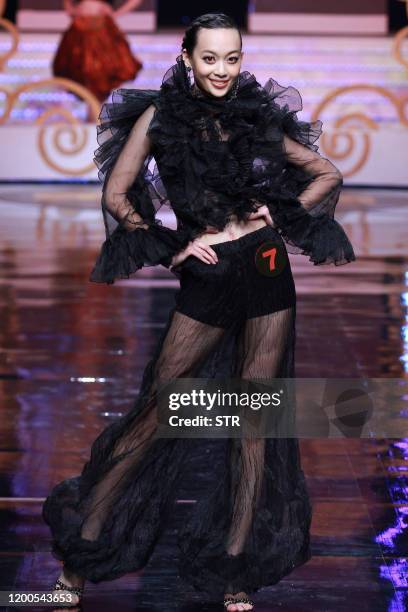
[18,0,389,34]
[248,0,388,34]
[17,0,156,32]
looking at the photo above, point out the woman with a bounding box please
[53,0,143,102]
[43,13,355,612]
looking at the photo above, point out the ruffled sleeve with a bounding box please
[89,88,191,285]
[261,78,356,266]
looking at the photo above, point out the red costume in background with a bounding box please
[53,13,142,102]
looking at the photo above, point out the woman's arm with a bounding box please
[103,103,154,231]
[282,133,343,216]
[114,0,143,18]
[247,133,342,225]
[268,131,355,266]
[90,98,193,282]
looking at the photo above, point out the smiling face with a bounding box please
[182,27,243,98]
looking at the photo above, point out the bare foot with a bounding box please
[224,591,254,611]
[52,566,85,609]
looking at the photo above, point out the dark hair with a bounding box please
[181,12,242,55]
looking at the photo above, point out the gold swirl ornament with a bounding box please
[311,85,408,177]
[0,77,101,176]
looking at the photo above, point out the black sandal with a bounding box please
[223,595,255,610]
[52,577,84,608]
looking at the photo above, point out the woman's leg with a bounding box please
[44,307,229,591]
[222,307,296,611]
[78,310,227,544]
[228,306,294,540]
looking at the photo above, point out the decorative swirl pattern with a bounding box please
[0,78,100,175]
[311,85,408,177]
[392,25,408,70]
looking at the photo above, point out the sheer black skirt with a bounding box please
[42,224,312,598]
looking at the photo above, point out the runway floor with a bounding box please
[0,184,407,611]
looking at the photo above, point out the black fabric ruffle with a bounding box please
[90,87,191,284]
[90,54,355,284]
[89,222,192,284]
[147,54,355,265]
[177,438,312,595]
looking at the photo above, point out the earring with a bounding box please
[186,66,191,72]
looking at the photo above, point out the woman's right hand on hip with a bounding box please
[171,237,219,267]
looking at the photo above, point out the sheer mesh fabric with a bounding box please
[90,107,348,284]
[177,306,309,595]
[102,104,155,232]
[89,55,355,285]
[282,133,343,217]
[43,296,311,595]
[102,108,342,229]
[89,95,193,284]
[78,312,226,542]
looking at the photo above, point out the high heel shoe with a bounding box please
[52,577,84,608]
[223,595,255,610]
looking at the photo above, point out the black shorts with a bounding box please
[174,224,296,328]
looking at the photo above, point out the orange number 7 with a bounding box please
[262,247,277,271]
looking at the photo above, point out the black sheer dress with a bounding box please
[42,54,355,598]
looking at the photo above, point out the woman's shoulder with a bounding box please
[241,74,323,153]
[97,87,160,134]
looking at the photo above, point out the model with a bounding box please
[43,12,355,612]
[53,0,143,102]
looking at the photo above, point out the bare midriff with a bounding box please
[196,214,274,247]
